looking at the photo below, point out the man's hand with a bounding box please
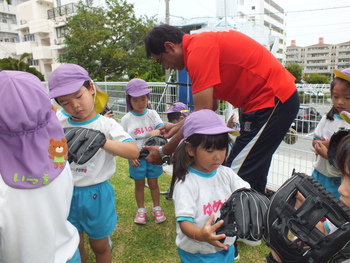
[160,122,182,138]
[144,145,163,165]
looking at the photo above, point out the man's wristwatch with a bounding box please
[158,146,170,164]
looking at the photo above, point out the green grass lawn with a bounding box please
[84,157,270,262]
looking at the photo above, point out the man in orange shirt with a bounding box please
[144,24,299,194]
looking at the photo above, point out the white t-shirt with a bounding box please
[313,114,350,177]
[61,114,133,186]
[0,164,79,263]
[121,109,164,150]
[173,165,250,254]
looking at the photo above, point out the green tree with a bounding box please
[0,53,45,80]
[285,63,302,83]
[62,0,164,81]
[305,73,330,84]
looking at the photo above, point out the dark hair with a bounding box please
[144,24,185,57]
[326,78,350,120]
[167,112,182,123]
[168,133,231,197]
[336,134,350,176]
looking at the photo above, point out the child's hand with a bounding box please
[103,110,114,119]
[313,140,328,159]
[226,113,236,128]
[197,215,230,250]
[52,104,57,113]
[150,129,160,136]
[130,159,140,168]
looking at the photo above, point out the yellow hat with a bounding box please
[333,68,350,82]
[93,84,109,114]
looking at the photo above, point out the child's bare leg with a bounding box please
[134,179,145,208]
[89,237,112,263]
[148,178,160,207]
[79,233,87,263]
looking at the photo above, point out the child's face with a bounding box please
[187,144,226,173]
[331,81,350,113]
[56,86,96,122]
[130,95,148,114]
[338,172,350,209]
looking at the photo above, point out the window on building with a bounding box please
[27,58,39,66]
[56,26,68,38]
[24,34,35,42]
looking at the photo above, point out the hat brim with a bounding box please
[0,111,66,189]
[49,79,85,99]
[333,69,350,82]
[127,88,152,97]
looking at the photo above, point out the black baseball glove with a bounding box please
[215,188,270,242]
[64,127,106,164]
[264,172,350,263]
[139,135,168,159]
[328,128,350,169]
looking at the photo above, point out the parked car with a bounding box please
[292,106,322,133]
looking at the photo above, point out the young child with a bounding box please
[163,102,190,124]
[120,78,167,224]
[48,63,139,263]
[171,109,250,263]
[0,70,80,263]
[312,68,350,198]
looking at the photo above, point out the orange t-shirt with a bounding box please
[182,31,296,113]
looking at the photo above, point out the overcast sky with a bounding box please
[128,0,350,47]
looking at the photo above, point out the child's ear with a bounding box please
[89,81,96,95]
[185,141,195,157]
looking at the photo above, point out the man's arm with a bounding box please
[192,87,218,111]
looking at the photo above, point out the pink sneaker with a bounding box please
[152,206,166,223]
[134,208,147,224]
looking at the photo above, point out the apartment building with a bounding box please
[286,37,350,77]
[0,0,29,59]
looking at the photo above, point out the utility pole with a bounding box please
[165,0,170,24]
[165,0,171,81]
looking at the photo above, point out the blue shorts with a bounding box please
[178,245,234,263]
[129,158,163,180]
[312,169,341,199]
[67,248,81,263]
[68,181,117,239]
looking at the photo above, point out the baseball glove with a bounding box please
[139,135,168,159]
[264,172,350,263]
[328,128,350,169]
[64,127,106,164]
[215,188,270,242]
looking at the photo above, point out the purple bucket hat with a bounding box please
[0,71,67,189]
[333,68,350,82]
[48,63,108,113]
[163,102,190,117]
[125,78,152,110]
[181,109,235,143]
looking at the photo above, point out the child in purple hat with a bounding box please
[163,102,190,124]
[48,63,139,262]
[0,70,80,263]
[121,78,167,224]
[170,109,250,263]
